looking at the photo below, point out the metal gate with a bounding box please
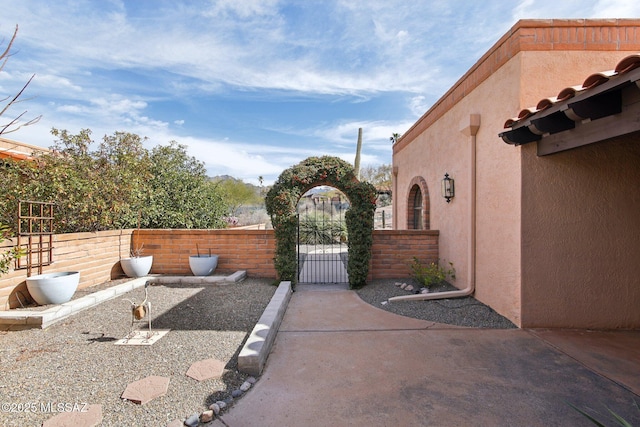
[297,195,348,284]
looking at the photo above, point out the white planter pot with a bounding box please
[26,271,80,305]
[121,255,153,278]
[189,255,219,276]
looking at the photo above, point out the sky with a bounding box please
[1,1,640,185]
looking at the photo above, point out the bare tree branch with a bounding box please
[0,25,40,136]
[0,24,19,73]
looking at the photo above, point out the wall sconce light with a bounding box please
[441,173,454,203]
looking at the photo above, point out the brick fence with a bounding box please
[135,229,277,277]
[0,229,133,310]
[369,230,439,280]
[1,228,439,310]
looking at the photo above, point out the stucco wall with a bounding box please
[520,136,640,328]
[393,20,640,328]
[392,57,524,324]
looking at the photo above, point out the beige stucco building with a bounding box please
[393,19,640,329]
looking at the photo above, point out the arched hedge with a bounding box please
[265,156,377,288]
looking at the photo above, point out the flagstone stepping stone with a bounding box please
[185,358,226,381]
[43,404,102,427]
[121,375,170,405]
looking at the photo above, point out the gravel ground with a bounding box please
[355,279,517,329]
[0,278,276,427]
[0,276,514,426]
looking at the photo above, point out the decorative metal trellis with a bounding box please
[296,194,349,284]
[17,200,54,276]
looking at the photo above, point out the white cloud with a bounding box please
[203,0,281,19]
[409,96,428,118]
[4,0,640,186]
[512,0,640,20]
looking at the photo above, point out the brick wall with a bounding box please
[368,230,439,280]
[1,228,439,310]
[135,229,439,280]
[134,229,277,277]
[0,229,132,309]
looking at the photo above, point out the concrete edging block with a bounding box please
[237,281,292,376]
[147,271,246,286]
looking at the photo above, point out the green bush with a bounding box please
[410,257,456,288]
[0,223,23,276]
[0,129,229,233]
[265,156,376,287]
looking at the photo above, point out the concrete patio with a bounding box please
[216,285,640,426]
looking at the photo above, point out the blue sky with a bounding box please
[2,0,639,185]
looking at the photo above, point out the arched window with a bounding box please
[412,186,423,229]
[406,177,429,230]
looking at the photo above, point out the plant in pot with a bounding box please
[121,243,153,278]
[189,244,218,276]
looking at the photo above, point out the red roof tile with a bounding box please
[504,53,640,129]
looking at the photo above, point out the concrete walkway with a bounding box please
[216,285,640,426]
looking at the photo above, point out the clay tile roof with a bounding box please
[536,97,558,111]
[503,53,640,129]
[582,70,616,89]
[518,107,539,120]
[504,117,518,128]
[615,53,640,73]
[556,85,584,102]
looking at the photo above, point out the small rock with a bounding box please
[240,381,251,392]
[420,288,430,294]
[246,376,257,384]
[400,283,407,289]
[394,282,402,287]
[231,389,243,398]
[184,413,199,427]
[216,400,227,409]
[209,403,220,415]
[380,301,388,305]
[405,285,414,291]
[201,409,214,422]
[224,397,234,405]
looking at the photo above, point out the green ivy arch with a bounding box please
[265,156,377,288]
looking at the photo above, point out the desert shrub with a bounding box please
[298,212,346,245]
[410,257,456,288]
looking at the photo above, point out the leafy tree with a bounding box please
[145,142,228,229]
[214,177,262,216]
[0,130,228,232]
[95,131,153,228]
